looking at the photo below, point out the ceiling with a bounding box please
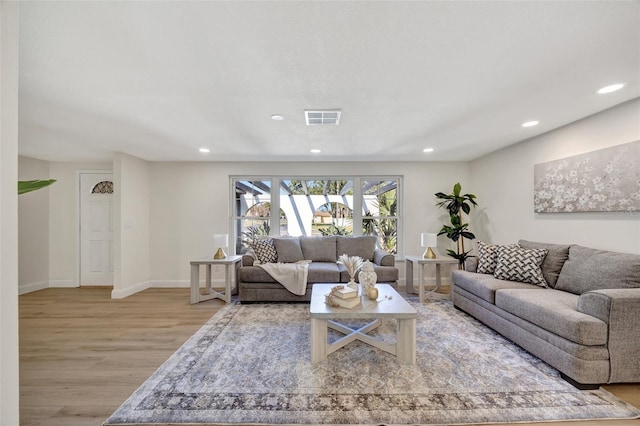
[17,1,640,163]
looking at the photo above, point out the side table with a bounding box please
[405,255,459,303]
[190,255,242,304]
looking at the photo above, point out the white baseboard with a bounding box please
[19,281,49,295]
[49,280,78,288]
[149,280,190,288]
[111,281,151,299]
[149,279,225,288]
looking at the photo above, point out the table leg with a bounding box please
[311,318,328,364]
[418,262,425,303]
[223,263,232,303]
[233,260,240,295]
[397,318,416,364]
[405,258,415,294]
[190,263,200,304]
[205,264,212,294]
[434,263,442,293]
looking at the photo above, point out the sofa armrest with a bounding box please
[578,288,640,382]
[241,255,255,267]
[465,257,478,273]
[373,249,395,266]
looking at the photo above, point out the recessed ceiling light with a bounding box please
[310,149,321,154]
[597,83,625,94]
[199,148,210,153]
[271,114,284,121]
[522,120,539,128]
[423,148,434,153]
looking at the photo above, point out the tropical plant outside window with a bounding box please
[362,180,398,254]
[232,177,401,255]
[315,202,353,236]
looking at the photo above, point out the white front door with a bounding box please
[80,173,114,286]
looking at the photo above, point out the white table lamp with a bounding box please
[421,233,438,259]
[213,234,228,259]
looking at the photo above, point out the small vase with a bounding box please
[347,278,358,291]
[358,260,377,295]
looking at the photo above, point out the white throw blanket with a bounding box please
[257,260,311,296]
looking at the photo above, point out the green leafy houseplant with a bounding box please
[435,182,477,269]
[18,179,56,195]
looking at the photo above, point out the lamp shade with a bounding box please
[421,233,438,248]
[213,234,228,247]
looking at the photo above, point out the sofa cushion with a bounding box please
[250,239,278,264]
[555,245,640,295]
[240,262,340,284]
[495,288,608,346]
[273,238,304,263]
[337,264,399,283]
[238,266,278,283]
[494,245,548,287]
[518,240,571,288]
[336,236,376,261]
[452,270,540,304]
[300,236,337,262]
[307,262,340,283]
[476,241,516,274]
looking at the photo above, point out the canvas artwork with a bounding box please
[534,140,640,213]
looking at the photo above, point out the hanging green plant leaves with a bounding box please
[18,179,56,195]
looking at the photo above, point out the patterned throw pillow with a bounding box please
[476,242,517,274]
[250,239,277,264]
[477,241,500,274]
[494,245,549,287]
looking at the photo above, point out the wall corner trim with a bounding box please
[111,281,151,299]
[18,281,49,295]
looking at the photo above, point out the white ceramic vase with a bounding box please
[358,260,377,296]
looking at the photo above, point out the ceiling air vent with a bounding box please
[305,110,341,126]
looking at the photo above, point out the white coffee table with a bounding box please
[309,283,417,364]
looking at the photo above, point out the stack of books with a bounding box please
[325,286,360,309]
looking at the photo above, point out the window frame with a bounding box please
[230,175,403,257]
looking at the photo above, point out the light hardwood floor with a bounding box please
[19,287,640,426]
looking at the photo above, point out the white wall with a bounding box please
[1,1,20,423]
[469,99,640,254]
[148,161,470,285]
[18,156,51,294]
[113,152,150,298]
[48,161,112,287]
[41,160,468,291]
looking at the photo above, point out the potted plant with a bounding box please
[435,183,477,269]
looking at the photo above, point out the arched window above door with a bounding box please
[91,181,114,194]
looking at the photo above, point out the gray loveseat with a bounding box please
[452,240,640,389]
[238,235,398,303]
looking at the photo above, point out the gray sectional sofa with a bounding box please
[238,235,398,303]
[452,240,640,388]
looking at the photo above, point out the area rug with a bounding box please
[104,298,640,425]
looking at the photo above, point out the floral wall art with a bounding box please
[534,140,640,213]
